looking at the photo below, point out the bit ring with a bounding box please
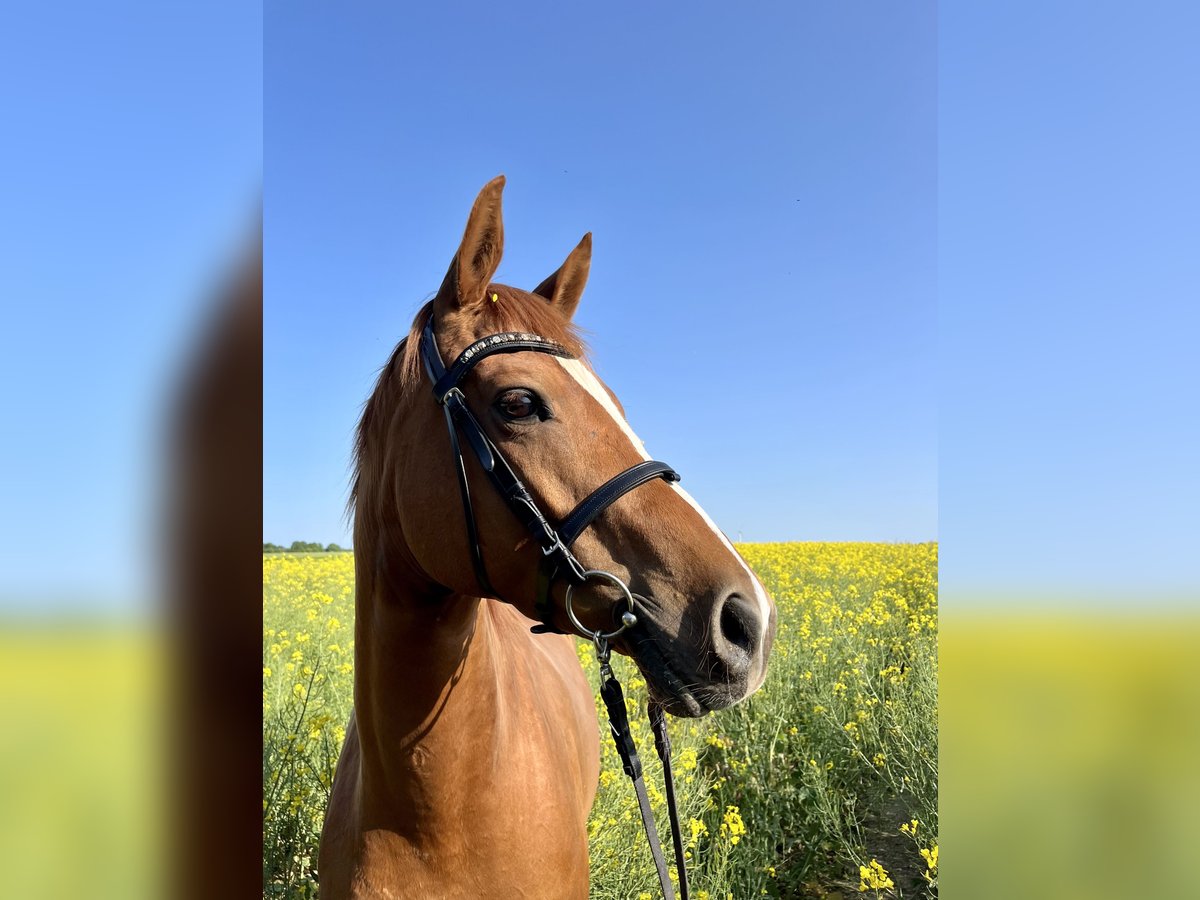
[565,570,638,641]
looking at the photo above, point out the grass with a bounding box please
[263,542,938,898]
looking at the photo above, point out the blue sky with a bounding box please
[0,3,261,610]
[265,1,938,553]
[940,1,1199,597]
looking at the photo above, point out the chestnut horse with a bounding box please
[319,177,777,898]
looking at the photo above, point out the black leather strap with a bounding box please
[632,778,675,900]
[558,460,680,547]
[601,666,676,900]
[441,400,497,597]
[433,331,573,402]
[650,703,690,900]
[447,392,575,566]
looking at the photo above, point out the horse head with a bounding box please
[355,176,777,715]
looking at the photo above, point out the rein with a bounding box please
[419,319,690,899]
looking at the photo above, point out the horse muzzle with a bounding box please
[622,592,768,719]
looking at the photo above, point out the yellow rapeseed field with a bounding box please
[263,543,938,898]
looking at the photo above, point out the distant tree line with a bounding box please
[263,541,349,553]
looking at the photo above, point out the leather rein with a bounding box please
[419,319,691,900]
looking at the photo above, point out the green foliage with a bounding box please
[263,556,354,897]
[262,541,350,553]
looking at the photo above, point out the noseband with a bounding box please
[419,318,692,899]
[418,319,679,637]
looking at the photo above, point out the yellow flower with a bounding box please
[921,844,938,878]
[858,859,894,892]
[720,806,746,845]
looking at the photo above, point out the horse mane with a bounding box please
[349,287,586,521]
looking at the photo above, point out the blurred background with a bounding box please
[940,3,1199,898]
[0,2,261,897]
[1,1,1197,898]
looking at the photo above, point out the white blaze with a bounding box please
[555,358,772,654]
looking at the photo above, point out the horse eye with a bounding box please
[495,389,540,422]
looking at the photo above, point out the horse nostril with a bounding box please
[717,594,757,657]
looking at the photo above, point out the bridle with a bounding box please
[419,318,692,899]
[419,318,680,636]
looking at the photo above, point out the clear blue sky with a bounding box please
[264,1,938,553]
[940,1,1199,598]
[0,3,261,611]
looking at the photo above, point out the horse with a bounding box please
[319,176,777,898]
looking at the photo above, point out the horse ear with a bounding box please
[531,233,591,321]
[433,175,506,317]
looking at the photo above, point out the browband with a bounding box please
[429,330,575,402]
[419,319,679,634]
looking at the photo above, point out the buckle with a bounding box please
[438,386,464,408]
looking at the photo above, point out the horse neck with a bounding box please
[350,532,505,815]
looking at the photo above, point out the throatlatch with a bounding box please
[419,318,690,899]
